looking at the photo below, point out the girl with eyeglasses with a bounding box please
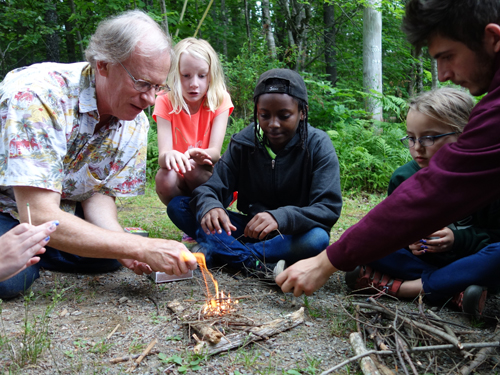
[153,38,234,207]
[346,87,500,318]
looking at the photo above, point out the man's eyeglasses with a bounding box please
[400,132,458,148]
[118,62,170,95]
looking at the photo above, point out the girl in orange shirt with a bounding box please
[153,38,234,205]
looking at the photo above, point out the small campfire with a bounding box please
[192,253,239,318]
[168,252,304,355]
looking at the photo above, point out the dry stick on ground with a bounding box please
[367,298,464,350]
[393,310,410,375]
[320,349,393,375]
[427,310,473,359]
[354,302,469,331]
[349,332,382,375]
[107,324,120,340]
[319,342,500,375]
[126,338,158,372]
[460,324,500,375]
[109,350,159,364]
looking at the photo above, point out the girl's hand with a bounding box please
[185,148,213,166]
[164,150,191,174]
[244,212,278,240]
[411,227,454,256]
[200,208,236,236]
[0,221,59,282]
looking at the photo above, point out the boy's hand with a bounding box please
[164,150,191,174]
[201,208,237,236]
[185,148,213,166]
[410,227,454,255]
[244,212,278,240]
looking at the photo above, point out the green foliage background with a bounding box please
[2,0,418,193]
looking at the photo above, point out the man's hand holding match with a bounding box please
[13,186,198,277]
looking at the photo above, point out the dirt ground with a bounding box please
[1,263,500,374]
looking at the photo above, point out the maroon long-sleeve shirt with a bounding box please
[327,56,500,271]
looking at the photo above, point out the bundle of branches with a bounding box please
[321,297,500,375]
[167,297,304,356]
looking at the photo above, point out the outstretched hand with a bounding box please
[0,221,59,282]
[200,208,237,236]
[276,251,338,297]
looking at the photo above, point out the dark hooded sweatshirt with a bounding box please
[190,123,342,235]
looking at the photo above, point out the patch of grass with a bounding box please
[330,300,357,338]
[158,351,206,373]
[1,287,64,370]
[286,355,323,374]
[88,339,113,354]
[233,347,260,368]
[330,193,385,242]
[116,183,181,240]
[128,338,146,354]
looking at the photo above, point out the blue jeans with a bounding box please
[167,196,329,270]
[0,205,121,299]
[369,244,500,304]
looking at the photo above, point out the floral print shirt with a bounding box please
[0,62,148,218]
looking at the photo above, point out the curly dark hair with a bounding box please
[403,0,500,51]
[252,94,309,152]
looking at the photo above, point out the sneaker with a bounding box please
[450,285,487,319]
[345,265,403,297]
[273,260,287,279]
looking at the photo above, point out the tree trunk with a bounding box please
[417,50,423,93]
[323,1,336,86]
[194,0,215,38]
[244,0,252,47]
[431,57,438,90]
[220,0,228,56]
[159,0,169,35]
[67,0,84,60]
[175,0,189,38]
[64,21,76,62]
[45,0,60,62]
[262,0,277,58]
[363,0,383,121]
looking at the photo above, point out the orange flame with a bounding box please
[192,252,238,316]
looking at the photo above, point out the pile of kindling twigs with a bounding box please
[167,295,305,356]
[320,297,500,375]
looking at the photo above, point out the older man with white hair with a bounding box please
[0,10,197,298]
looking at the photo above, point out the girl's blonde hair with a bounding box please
[409,87,475,133]
[168,38,226,114]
